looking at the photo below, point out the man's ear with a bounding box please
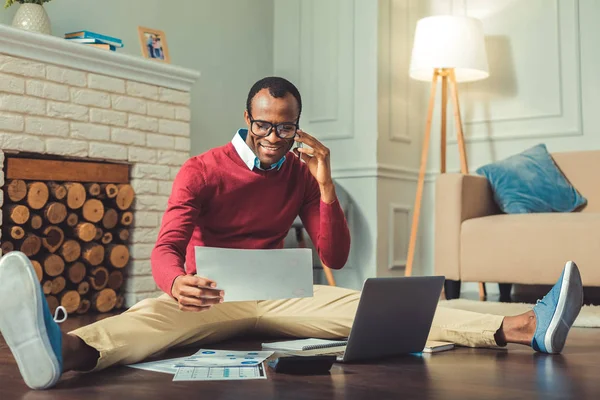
[243,110,250,126]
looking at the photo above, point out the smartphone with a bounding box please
[290,131,303,153]
[267,355,336,374]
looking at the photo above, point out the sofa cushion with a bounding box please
[475,143,587,214]
[460,213,600,285]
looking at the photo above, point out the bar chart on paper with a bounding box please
[173,365,267,381]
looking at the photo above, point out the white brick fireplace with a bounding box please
[0,25,200,306]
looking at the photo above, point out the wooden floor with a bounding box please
[1,309,600,399]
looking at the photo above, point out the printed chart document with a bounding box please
[195,246,314,302]
[127,349,273,381]
[173,365,267,381]
[174,349,273,367]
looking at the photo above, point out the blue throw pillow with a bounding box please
[475,144,587,214]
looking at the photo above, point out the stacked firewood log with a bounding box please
[2,179,134,315]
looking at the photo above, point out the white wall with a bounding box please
[274,0,380,289]
[0,0,274,156]
[376,0,428,279]
[272,0,433,288]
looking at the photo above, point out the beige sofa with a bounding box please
[435,149,600,300]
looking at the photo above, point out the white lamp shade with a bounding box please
[409,15,489,82]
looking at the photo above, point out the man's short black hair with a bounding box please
[246,76,302,119]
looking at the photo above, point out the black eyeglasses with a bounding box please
[248,111,299,139]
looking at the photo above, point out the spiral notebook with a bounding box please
[261,338,348,352]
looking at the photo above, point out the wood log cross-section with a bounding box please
[82,199,105,223]
[100,183,118,199]
[42,280,52,295]
[101,232,113,245]
[60,290,81,314]
[94,227,103,241]
[120,211,133,226]
[85,183,101,197]
[67,261,86,284]
[92,288,117,313]
[48,182,67,201]
[7,204,30,225]
[102,208,118,230]
[8,225,25,240]
[64,182,86,210]
[76,299,91,314]
[82,243,104,266]
[30,214,43,230]
[60,240,81,263]
[44,202,67,224]
[106,244,130,269]
[1,242,14,255]
[115,184,134,210]
[66,213,79,227]
[43,254,65,277]
[42,226,65,253]
[27,182,49,210]
[77,281,90,295]
[88,266,109,291]
[74,222,96,242]
[108,270,124,291]
[118,229,130,242]
[7,179,27,202]
[21,234,41,257]
[50,276,66,295]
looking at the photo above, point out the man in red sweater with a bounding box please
[151,76,350,303]
[0,77,584,390]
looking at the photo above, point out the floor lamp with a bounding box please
[404,15,490,299]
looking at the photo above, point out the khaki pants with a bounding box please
[71,285,504,371]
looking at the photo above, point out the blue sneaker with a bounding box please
[0,251,66,389]
[531,261,583,354]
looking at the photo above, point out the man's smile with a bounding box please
[258,142,284,157]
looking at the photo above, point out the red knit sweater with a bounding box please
[150,142,351,295]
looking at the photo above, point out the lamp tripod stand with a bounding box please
[404,67,486,300]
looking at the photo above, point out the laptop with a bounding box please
[294,276,444,362]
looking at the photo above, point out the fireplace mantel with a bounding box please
[0,25,200,91]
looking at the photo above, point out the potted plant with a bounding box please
[4,0,52,35]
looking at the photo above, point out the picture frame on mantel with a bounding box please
[137,26,170,63]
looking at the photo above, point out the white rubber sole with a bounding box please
[0,251,61,389]
[543,261,582,354]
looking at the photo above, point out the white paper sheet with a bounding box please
[174,349,273,367]
[127,356,189,374]
[194,246,314,302]
[173,364,267,381]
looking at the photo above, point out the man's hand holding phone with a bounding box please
[293,129,336,204]
[171,274,224,312]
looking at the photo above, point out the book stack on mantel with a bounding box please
[64,30,124,52]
